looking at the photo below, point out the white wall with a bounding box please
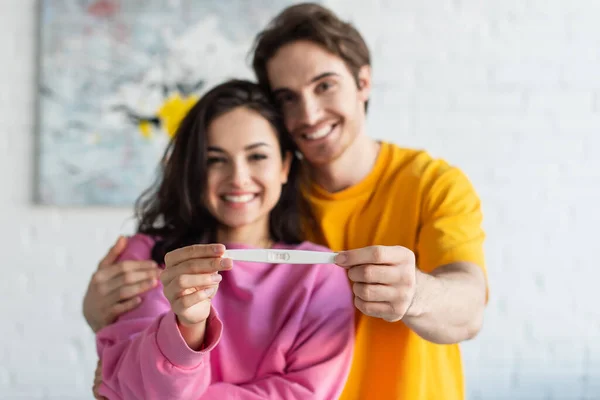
[1,0,599,399]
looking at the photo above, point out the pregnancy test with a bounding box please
[223,249,338,264]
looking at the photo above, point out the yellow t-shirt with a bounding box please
[302,141,487,400]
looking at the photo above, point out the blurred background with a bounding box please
[1,0,599,399]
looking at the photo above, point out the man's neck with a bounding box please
[308,134,380,193]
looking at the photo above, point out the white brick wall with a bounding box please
[1,0,598,398]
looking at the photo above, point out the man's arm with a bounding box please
[335,161,487,344]
[405,261,486,344]
[335,246,487,345]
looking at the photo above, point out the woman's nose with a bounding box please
[230,161,251,187]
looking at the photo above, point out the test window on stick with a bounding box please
[268,251,290,262]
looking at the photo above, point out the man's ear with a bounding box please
[281,151,293,184]
[357,65,372,103]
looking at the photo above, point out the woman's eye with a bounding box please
[249,154,267,162]
[207,157,226,165]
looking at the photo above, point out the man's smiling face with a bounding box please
[266,40,371,166]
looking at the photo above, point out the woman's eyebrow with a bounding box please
[245,142,270,150]
[207,142,270,153]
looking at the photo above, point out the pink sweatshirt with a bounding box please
[96,234,355,400]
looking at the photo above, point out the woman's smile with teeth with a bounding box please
[223,194,256,203]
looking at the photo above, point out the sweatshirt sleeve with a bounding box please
[198,263,355,400]
[95,234,223,400]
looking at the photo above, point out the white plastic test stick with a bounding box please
[223,249,338,264]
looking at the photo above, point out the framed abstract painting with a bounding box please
[36,0,299,206]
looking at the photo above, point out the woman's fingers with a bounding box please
[163,272,222,302]
[160,257,231,288]
[164,244,226,268]
[170,285,218,325]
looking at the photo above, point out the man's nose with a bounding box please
[298,96,322,126]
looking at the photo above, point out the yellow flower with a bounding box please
[136,93,199,139]
[157,93,199,138]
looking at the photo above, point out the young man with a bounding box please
[84,3,488,399]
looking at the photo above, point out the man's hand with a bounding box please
[335,245,487,344]
[334,245,417,322]
[82,236,160,332]
[92,360,106,399]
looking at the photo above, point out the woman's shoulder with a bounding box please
[117,233,157,261]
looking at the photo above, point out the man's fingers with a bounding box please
[334,245,414,267]
[164,244,226,268]
[352,282,398,303]
[347,264,400,285]
[92,381,107,400]
[98,236,127,269]
[107,296,143,320]
[353,297,391,320]
[93,360,102,384]
[99,270,160,295]
[93,260,158,283]
[107,278,157,304]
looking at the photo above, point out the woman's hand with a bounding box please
[160,243,232,349]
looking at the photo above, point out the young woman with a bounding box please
[94,80,354,399]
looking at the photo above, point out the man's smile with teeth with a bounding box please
[302,124,337,140]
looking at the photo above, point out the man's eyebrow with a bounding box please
[271,72,340,97]
[309,72,339,84]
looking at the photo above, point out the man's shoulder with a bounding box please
[385,144,480,213]
[380,142,457,185]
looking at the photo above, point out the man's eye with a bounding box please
[317,81,333,92]
[278,93,295,104]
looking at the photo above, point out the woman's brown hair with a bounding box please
[134,79,305,264]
